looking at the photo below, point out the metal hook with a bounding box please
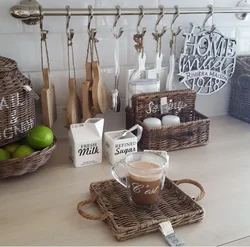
[137,5,147,36]
[88,5,94,34]
[171,5,182,37]
[66,5,74,45]
[155,5,167,37]
[39,5,44,31]
[202,4,214,28]
[113,5,124,39]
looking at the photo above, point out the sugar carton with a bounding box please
[68,118,104,167]
[104,129,139,165]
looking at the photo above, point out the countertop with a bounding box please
[1,115,250,246]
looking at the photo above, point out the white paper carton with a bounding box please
[104,130,138,165]
[68,118,104,167]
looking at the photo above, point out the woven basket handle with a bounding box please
[77,194,111,221]
[174,179,205,202]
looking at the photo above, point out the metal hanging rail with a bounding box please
[9,0,250,25]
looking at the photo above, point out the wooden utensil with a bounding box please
[41,68,57,128]
[40,28,57,128]
[66,78,82,128]
[92,61,108,114]
[82,62,96,121]
[65,26,82,129]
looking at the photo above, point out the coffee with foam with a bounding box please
[128,161,162,206]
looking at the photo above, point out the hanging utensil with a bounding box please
[65,6,82,129]
[82,6,97,121]
[40,6,57,128]
[166,5,182,91]
[109,5,124,113]
[90,25,108,114]
[147,5,168,91]
[127,5,147,107]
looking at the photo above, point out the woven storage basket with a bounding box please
[0,56,35,147]
[0,138,57,179]
[77,178,205,241]
[229,56,250,123]
[126,89,210,151]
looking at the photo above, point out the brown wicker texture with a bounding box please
[126,89,210,151]
[229,56,250,123]
[0,56,36,147]
[77,178,205,241]
[0,138,57,179]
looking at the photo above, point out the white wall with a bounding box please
[1,0,249,138]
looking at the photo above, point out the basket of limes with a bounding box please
[0,125,56,179]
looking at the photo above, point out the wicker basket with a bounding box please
[0,138,57,179]
[126,90,210,151]
[229,56,250,123]
[0,56,35,147]
[77,178,205,241]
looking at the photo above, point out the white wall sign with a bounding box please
[178,25,237,95]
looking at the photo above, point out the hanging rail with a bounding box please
[10,1,250,25]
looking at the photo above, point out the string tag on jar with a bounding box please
[160,97,169,114]
[159,221,184,246]
[23,85,40,100]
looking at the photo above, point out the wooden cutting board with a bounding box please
[82,62,96,122]
[66,78,82,129]
[92,61,107,114]
[41,68,57,128]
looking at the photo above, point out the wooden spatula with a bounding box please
[82,62,96,121]
[66,78,82,129]
[41,68,57,128]
[92,61,107,114]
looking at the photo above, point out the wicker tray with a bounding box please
[126,90,210,151]
[77,178,205,241]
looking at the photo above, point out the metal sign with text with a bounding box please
[178,25,237,95]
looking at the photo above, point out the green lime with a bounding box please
[4,143,20,154]
[12,145,35,158]
[27,126,54,150]
[0,148,10,160]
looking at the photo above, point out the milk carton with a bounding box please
[68,118,104,167]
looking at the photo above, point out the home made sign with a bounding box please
[179,25,237,95]
[0,92,34,142]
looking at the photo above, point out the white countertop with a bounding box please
[1,115,250,246]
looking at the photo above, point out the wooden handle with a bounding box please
[42,68,50,88]
[77,194,111,221]
[174,179,205,202]
[92,61,101,113]
[69,78,77,93]
[85,62,92,82]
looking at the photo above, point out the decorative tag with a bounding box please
[179,24,237,95]
[159,221,184,246]
[160,97,169,114]
[23,85,40,100]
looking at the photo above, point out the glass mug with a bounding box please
[111,152,168,208]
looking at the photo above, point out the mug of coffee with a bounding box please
[111,152,168,208]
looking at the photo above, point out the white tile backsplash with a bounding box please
[1,0,250,136]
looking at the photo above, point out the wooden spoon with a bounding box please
[92,61,107,114]
[82,62,96,121]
